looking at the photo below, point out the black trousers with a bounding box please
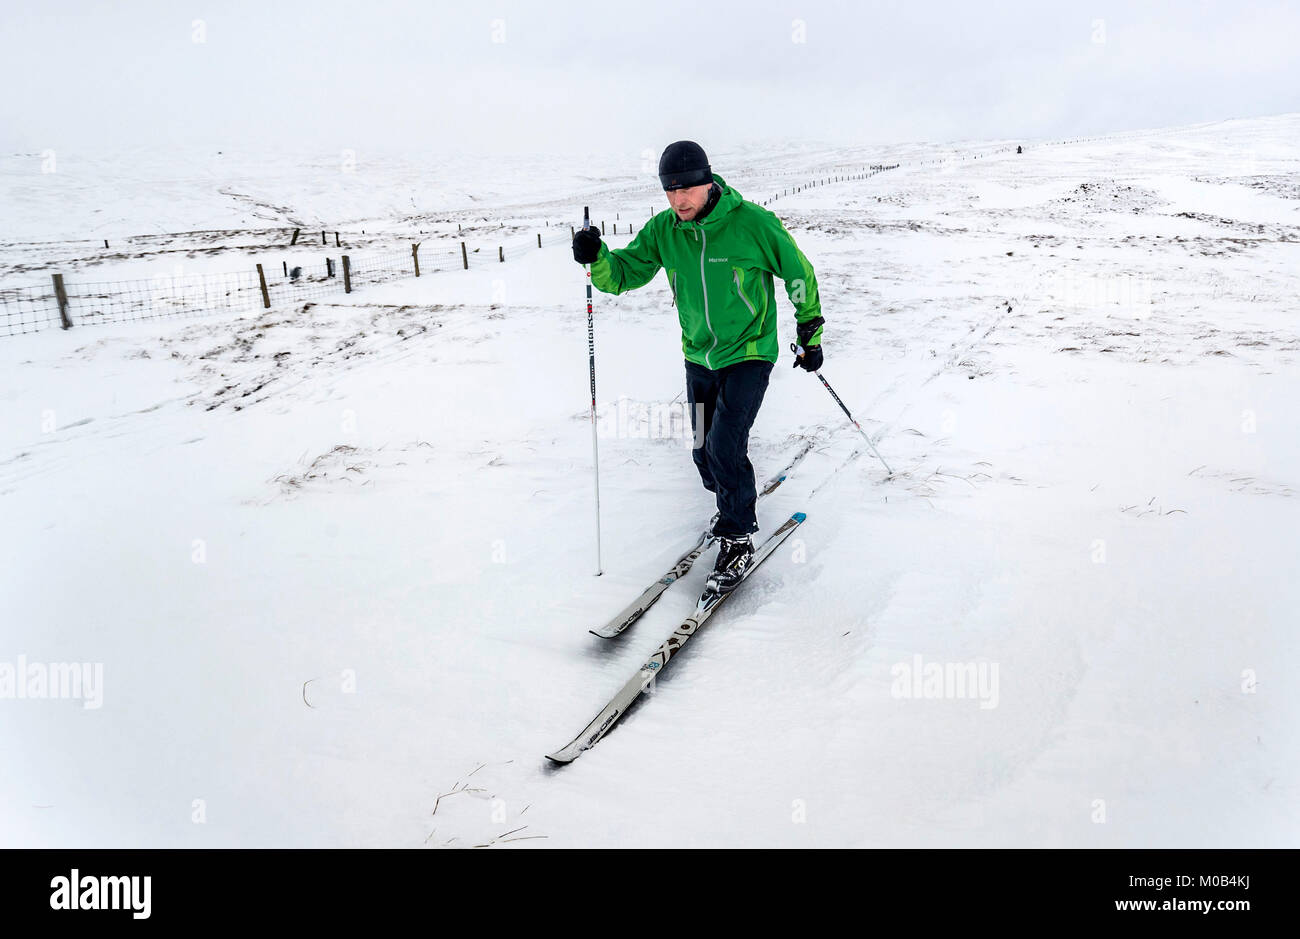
[685,358,774,536]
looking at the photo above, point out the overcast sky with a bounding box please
[3,0,1298,157]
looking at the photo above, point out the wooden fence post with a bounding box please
[412,243,421,277]
[498,246,503,262]
[537,233,541,248]
[291,228,300,246]
[461,242,468,269]
[256,264,271,308]
[52,274,72,329]
[334,232,340,247]
[342,256,351,293]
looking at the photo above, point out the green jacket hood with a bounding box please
[669,174,743,232]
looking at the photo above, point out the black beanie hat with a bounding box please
[659,141,712,190]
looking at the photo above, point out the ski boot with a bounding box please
[706,533,753,594]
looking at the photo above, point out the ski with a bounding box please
[547,511,807,764]
[589,442,812,639]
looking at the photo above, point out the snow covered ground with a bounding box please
[2,115,1297,847]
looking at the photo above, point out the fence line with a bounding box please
[0,284,61,336]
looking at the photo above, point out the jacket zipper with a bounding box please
[699,228,718,368]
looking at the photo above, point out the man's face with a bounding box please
[666,182,712,221]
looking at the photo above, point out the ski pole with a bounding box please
[585,207,604,575]
[791,342,894,477]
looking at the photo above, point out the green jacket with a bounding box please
[590,174,822,371]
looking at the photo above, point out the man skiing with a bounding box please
[571,140,824,591]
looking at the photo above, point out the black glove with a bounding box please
[795,316,824,348]
[791,342,823,371]
[572,226,603,264]
[791,316,825,370]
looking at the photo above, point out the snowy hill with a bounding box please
[2,114,1298,847]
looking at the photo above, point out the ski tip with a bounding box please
[792,511,807,523]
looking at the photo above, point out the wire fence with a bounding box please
[267,265,341,305]
[64,271,266,329]
[1,228,589,337]
[0,283,61,335]
[347,247,421,285]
